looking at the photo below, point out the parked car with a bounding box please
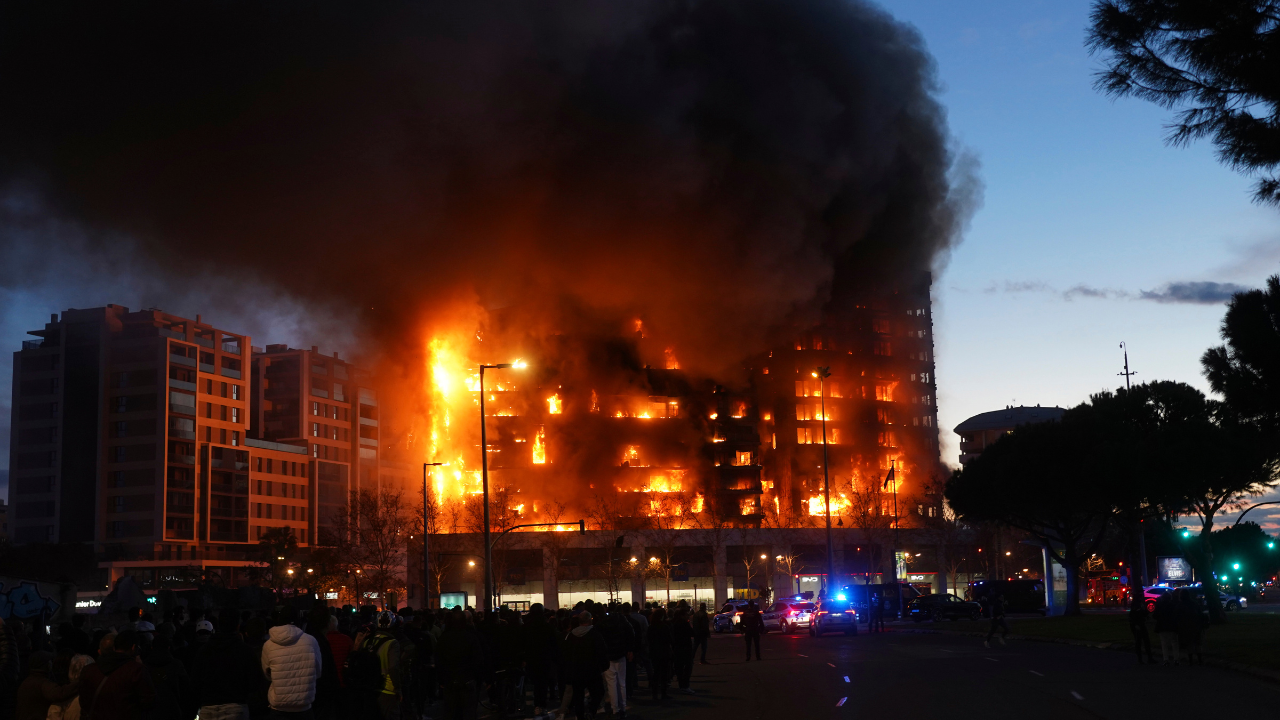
[762,600,816,633]
[844,583,922,618]
[906,593,983,622]
[809,596,858,637]
[713,601,751,633]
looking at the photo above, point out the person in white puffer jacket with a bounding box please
[260,606,323,718]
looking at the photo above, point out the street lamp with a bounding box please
[423,461,444,609]
[813,367,836,597]
[478,360,527,612]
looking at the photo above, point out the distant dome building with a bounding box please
[954,405,1066,466]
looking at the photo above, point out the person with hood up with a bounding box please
[597,606,634,720]
[78,630,155,720]
[260,606,322,719]
[15,651,77,720]
[565,611,608,719]
[193,609,264,720]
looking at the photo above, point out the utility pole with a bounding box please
[1119,342,1148,588]
[422,462,444,610]
[814,367,836,598]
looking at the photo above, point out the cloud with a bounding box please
[1138,281,1251,304]
[983,279,1251,305]
[1063,284,1129,301]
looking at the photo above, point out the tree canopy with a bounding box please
[1203,275,1280,436]
[1088,1,1280,203]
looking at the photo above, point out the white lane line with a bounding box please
[1029,671,1044,677]
[798,654,808,657]
[1071,691,1084,701]
[940,649,957,653]
[828,662,837,668]
[837,698,848,707]
[843,676,850,683]
[984,657,998,662]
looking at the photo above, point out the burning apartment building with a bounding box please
[2,0,977,608]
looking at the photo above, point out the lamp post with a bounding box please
[478,360,526,613]
[422,462,444,609]
[813,367,835,597]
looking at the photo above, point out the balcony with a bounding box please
[170,354,196,368]
[22,340,42,350]
[168,378,197,391]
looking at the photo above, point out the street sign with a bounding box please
[672,563,690,582]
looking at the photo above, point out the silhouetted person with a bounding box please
[670,609,694,694]
[1128,594,1155,664]
[1177,590,1204,666]
[692,604,710,665]
[740,602,763,661]
[566,612,608,718]
[983,593,1008,648]
[645,610,672,702]
[1153,591,1180,666]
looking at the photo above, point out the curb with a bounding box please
[890,627,1280,684]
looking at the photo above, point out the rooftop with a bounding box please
[954,405,1065,434]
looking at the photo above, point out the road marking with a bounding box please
[828,663,837,667]
[940,649,957,653]
[836,698,847,707]
[1029,671,1044,677]
[843,676,850,683]
[984,657,998,662]
[798,654,808,657]
[1071,691,1084,701]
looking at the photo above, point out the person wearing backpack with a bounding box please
[347,612,401,720]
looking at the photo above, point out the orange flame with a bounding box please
[532,426,547,464]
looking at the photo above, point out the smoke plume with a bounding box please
[0,0,976,377]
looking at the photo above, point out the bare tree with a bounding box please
[328,488,412,609]
[692,495,734,597]
[644,492,695,605]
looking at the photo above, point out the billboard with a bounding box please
[1157,556,1192,583]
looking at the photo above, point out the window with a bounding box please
[219,428,227,444]
[878,431,895,447]
[231,407,240,424]
[312,402,320,416]
[872,318,891,334]
[734,451,753,466]
[232,384,241,400]
[205,402,213,419]
[797,427,814,444]
[875,385,892,402]
[220,382,228,398]
[115,421,128,438]
[116,397,127,413]
[205,379,214,394]
[877,408,892,424]
[920,372,930,383]
[220,405,228,421]
[232,431,240,446]
[312,423,320,437]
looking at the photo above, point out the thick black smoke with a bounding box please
[0,0,977,375]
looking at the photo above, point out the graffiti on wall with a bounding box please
[0,579,63,620]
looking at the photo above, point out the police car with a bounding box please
[809,594,858,637]
[762,599,816,634]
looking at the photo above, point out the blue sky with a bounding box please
[880,0,1280,527]
[2,0,1278,528]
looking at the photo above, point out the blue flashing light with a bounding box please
[836,593,847,601]
[1233,563,1241,570]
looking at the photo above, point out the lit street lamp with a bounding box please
[812,367,836,597]
[479,360,527,612]
[423,461,444,609]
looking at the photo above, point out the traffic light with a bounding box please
[1269,541,1276,550]
[1233,562,1241,570]
[1181,529,1192,539]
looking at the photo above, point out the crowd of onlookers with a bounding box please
[1128,588,1207,666]
[0,597,718,720]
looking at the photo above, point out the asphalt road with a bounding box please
[613,626,1280,719]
